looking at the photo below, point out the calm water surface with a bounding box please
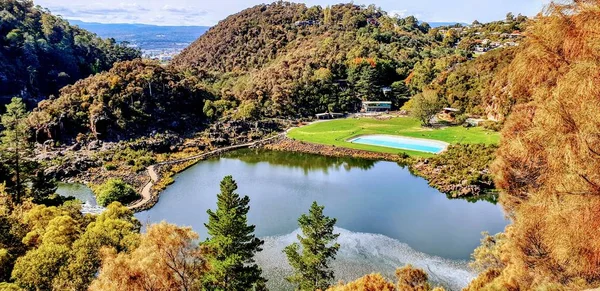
[59,149,508,290]
[137,149,506,260]
[133,149,507,290]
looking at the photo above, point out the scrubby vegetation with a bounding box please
[0,0,140,102]
[413,144,497,197]
[29,59,210,142]
[98,147,156,173]
[468,0,600,289]
[90,222,208,291]
[328,265,445,291]
[93,179,139,207]
[0,196,141,290]
[424,47,518,119]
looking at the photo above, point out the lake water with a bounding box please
[56,183,106,214]
[133,149,508,290]
[349,135,449,154]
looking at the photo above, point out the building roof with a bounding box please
[362,101,392,105]
[443,107,460,112]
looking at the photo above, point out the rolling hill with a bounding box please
[0,0,140,104]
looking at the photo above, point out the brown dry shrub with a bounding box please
[477,0,600,289]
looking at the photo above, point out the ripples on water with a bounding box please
[56,183,106,214]
[257,227,475,291]
[80,203,106,215]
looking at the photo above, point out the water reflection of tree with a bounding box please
[450,192,500,205]
[221,149,376,174]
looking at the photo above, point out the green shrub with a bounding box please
[94,179,140,207]
[104,164,117,171]
[481,120,503,132]
[417,144,498,197]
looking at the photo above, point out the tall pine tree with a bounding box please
[203,176,266,290]
[0,97,32,203]
[284,201,340,291]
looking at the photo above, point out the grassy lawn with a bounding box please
[287,117,500,157]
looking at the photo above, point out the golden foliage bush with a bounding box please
[473,0,600,289]
[328,274,396,291]
[90,222,208,291]
[327,265,444,291]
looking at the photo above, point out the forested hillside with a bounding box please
[413,47,518,120]
[27,2,529,140]
[0,0,140,102]
[172,2,443,118]
[28,60,210,142]
[171,2,529,121]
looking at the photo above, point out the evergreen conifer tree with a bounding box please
[203,176,266,290]
[30,169,59,205]
[284,201,340,291]
[0,98,32,203]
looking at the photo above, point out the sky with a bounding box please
[34,0,552,27]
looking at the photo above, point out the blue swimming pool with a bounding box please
[349,135,449,154]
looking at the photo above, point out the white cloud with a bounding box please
[162,5,188,13]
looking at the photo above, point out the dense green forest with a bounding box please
[0,0,140,103]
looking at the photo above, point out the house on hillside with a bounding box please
[362,101,391,113]
[443,107,460,114]
[509,31,522,38]
[366,18,380,26]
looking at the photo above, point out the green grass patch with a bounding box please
[287,117,500,157]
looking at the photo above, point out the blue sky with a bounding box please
[35,0,551,26]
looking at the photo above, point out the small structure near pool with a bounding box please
[362,101,392,113]
[316,112,345,120]
[348,134,449,154]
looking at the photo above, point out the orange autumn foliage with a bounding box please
[90,222,208,291]
[471,0,600,289]
[353,57,378,68]
[328,274,396,291]
[327,265,445,291]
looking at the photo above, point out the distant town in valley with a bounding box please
[67,20,210,62]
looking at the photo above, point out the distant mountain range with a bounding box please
[67,20,210,59]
